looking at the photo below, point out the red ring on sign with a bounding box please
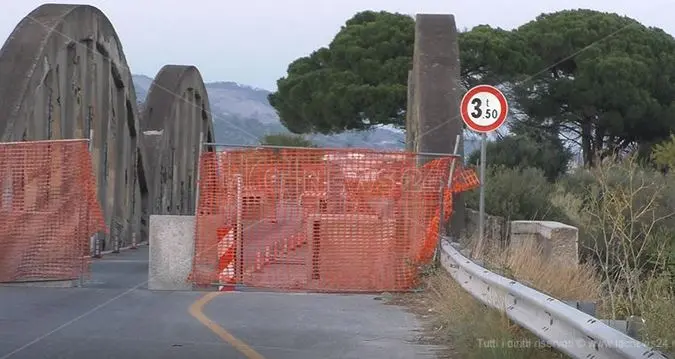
[460,85,509,133]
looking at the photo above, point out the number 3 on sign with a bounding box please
[461,85,509,133]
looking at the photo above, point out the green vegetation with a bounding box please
[466,135,572,181]
[509,10,675,167]
[651,134,675,171]
[259,133,316,147]
[269,11,414,134]
[270,9,675,168]
[463,160,675,355]
[268,7,675,356]
[464,166,568,223]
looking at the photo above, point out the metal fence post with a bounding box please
[194,132,203,215]
[235,174,243,284]
[112,221,120,253]
[435,135,461,263]
[88,129,103,259]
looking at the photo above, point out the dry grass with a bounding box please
[468,231,675,355]
[471,234,602,302]
[397,270,566,359]
[393,236,606,358]
[396,210,671,357]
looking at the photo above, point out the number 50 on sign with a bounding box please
[460,85,508,133]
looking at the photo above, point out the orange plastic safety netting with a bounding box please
[0,140,105,283]
[190,148,479,292]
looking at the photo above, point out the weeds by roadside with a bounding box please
[394,268,566,359]
[462,157,675,355]
[472,236,602,302]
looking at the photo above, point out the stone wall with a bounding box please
[464,208,580,266]
[510,221,580,267]
[464,208,509,244]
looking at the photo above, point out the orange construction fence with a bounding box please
[0,139,105,283]
[190,148,479,292]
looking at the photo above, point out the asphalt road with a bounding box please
[0,246,440,359]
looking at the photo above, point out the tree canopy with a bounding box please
[270,9,675,168]
[510,10,675,167]
[269,11,414,134]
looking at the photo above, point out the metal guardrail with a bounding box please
[439,239,671,359]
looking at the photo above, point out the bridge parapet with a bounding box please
[464,208,580,267]
[510,220,579,267]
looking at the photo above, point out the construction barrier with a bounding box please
[0,139,104,283]
[190,148,479,292]
[216,226,236,291]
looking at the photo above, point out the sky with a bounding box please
[1,0,674,91]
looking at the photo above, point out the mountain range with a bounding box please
[132,74,480,153]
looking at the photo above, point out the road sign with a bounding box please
[460,85,509,133]
[459,84,509,251]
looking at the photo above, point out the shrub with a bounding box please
[259,133,316,147]
[563,157,675,318]
[467,135,572,181]
[651,134,675,171]
[464,165,568,222]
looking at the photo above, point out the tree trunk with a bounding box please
[581,121,593,167]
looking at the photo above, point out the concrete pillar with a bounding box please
[148,215,195,290]
[409,14,465,236]
[405,70,416,152]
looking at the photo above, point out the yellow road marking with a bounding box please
[188,292,265,359]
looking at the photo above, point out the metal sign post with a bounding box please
[479,132,487,248]
[194,132,204,214]
[460,85,509,249]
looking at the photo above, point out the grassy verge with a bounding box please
[472,234,675,355]
[394,269,565,359]
[393,238,609,358]
[472,237,602,302]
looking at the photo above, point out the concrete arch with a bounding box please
[0,4,147,248]
[141,65,215,217]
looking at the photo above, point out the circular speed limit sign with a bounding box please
[460,85,509,133]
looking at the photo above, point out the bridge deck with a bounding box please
[0,246,440,359]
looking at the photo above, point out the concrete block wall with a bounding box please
[465,209,580,266]
[510,220,579,267]
[464,208,509,245]
[148,215,195,290]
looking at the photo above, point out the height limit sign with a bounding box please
[460,84,509,248]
